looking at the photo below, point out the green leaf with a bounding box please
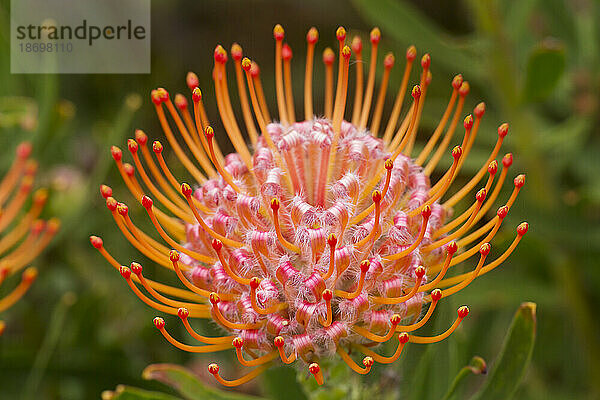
[470,302,537,400]
[523,41,566,102]
[103,385,182,400]
[441,356,487,400]
[142,363,266,400]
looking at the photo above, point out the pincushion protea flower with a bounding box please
[0,143,59,336]
[91,24,528,387]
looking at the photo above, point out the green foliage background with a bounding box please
[0,0,598,399]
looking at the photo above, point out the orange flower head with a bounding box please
[92,24,528,386]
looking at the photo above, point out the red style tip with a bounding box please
[372,190,382,203]
[352,36,362,54]
[384,158,394,170]
[459,82,470,97]
[323,48,335,65]
[274,336,285,347]
[447,241,458,254]
[181,183,193,196]
[212,239,223,252]
[169,250,180,262]
[106,197,117,211]
[177,307,189,319]
[415,265,426,278]
[398,332,410,344]
[479,243,491,256]
[342,45,351,60]
[308,363,320,375]
[153,317,165,329]
[241,57,252,71]
[127,139,138,153]
[307,27,319,44]
[384,53,395,69]
[474,102,486,118]
[336,26,347,42]
[174,94,188,110]
[270,197,280,211]
[476,188,487,203]
[232,337,244,348]
[130,262,142,275]
[497,205,509,219]
[360,260,371,273]
[156,88,169,102]
[116,203,129,216]
[186,72,199,90]
[421,205,432,218]
[502,153,513,168]
[517,222,529,236]
[135,129,148,146]
[514,174,526,188]
[411,85,421,99]
[406,45,417,61]
[390,314,401,325]
[123,163,135,177]
[110,146,122,161]
[250,62,260,77]
[458,306,470,318]
[90,236,103,249]
[431,288,443,301]
[213,45,227,64]
[16,142,32,159]
[421,53,431,69]
[322,289,333,301]
[463,115,474,130]
[100,184,113,199]
[452,74,463,90]
[488,160,498,175]
[205,126,215,139]
[209,292,220,305]
[230,43,243,61]
[119,266,131,279]
[273,24,285,41]
[327,234,337,248]
[192,87,202,103]
[425,70,433,86]
[498,123,509,138]
[152,141,164,154]
[282,43,293,60]
[33,189,48,205]
[370,27,381,44]
[452,146,463,160]
[249,277,260,289]
[141,195,153,209]
[150,90,162,105]
[47,218,60,233]
[208,363,219,375]
[31,220,45,235]
[363,357,374,368]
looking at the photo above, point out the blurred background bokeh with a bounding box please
[0,0,598,398]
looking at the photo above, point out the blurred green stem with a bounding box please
[441,356,487,400]
[21,292,77,400]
